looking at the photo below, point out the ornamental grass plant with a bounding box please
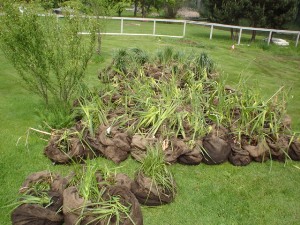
[140,144,176,195]
[65,161,139,225]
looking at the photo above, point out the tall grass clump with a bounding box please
[76,88,109,138]
[7,179,53,211]
[140,144,176,195]
[67,161,135,225]
[36,102,77,130]
[112,48,149,74]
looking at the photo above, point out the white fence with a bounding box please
[188,21,300,47]
[103,17,187,38]
[48,14,300,47]
[94,17,300,47]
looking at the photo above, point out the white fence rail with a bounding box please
[95,17,300,47]
[102,16,187,38]
[188,21,300,47]
[35,14,300,47]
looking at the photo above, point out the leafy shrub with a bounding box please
[0,3,98,107]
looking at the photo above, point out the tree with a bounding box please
[202,0,248,39]
[0,3,97,107]
[134,0,185,18]
[203,0,298,41]
[296,1,300,23]
[264,0,298,29]
[139,0,154,17]
[40,0,62,10]
[82,0,111,54]
[161,0,186,18]
[245,0,298,41]
[244,0,267,41]
[111,0,131,17]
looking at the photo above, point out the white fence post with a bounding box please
[153,20,156,36]
[121,18,124,34]
[267,31,272,45]
[210,25,214,40]
[238,28,242,45]
[296,32,300,47]
[183,21,187,37]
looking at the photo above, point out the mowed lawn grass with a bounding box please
[0,22,300,225]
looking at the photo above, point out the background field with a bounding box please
[0,21,300,225]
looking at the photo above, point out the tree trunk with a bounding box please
[196,0,201,10]
[134,0,138,17]
[96,33,102,55]
[146,3,151,15]
[230,28,234,40]
[166,5,176,18]
[235,29,238,41]
[251,30,257,42]
[141,0,145,17]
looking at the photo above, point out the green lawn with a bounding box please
[1,22,300,225]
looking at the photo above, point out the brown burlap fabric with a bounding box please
[163,139,190,163]
[114,173,133,190]
[266,135,289,162]
[11,171,67,225]
[242,139,270,162]
[96,172,133,191]
[228,143,251,166]
[202,125,231,165]
[11,203,64,225]
[289,139,300,161]
[177,140,203,165]
[130,134,157,162]
[63,186,99,225]
[102,185,143,225]
[63,184,143,225]
[44,128,95,164]
[19,171,68,195]
[131,172,176,206]
[96,125,132,164]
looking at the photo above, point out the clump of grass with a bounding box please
[6,176,53,211]
[258,41,272,51]
[194,52,216,77]
[54,129,83,154]
[140,144,176,195]
[35,102,76,130]
[113,49,130,74]
[156,46,174,65]
[9,194,53,211]
[112,47,149,75]
[231,78,291,143]
[69,161,134,225]
[130,47,149,65]
[80,196,133,225]
[77,88,108,138]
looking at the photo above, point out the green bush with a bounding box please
[0,2,98,107]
